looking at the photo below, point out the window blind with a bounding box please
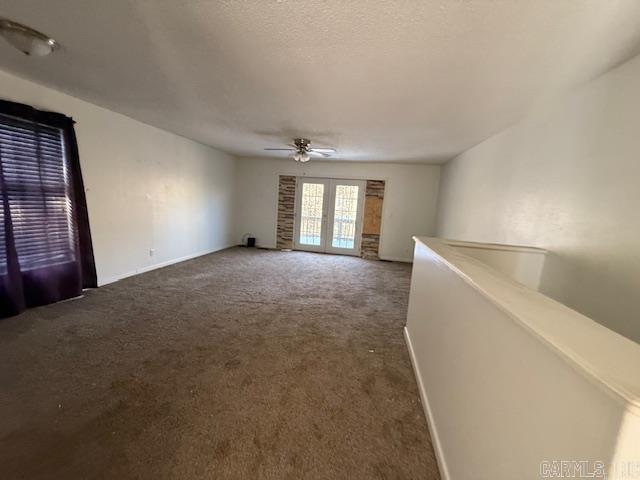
[0,201,5,275]
[0,113,77,273]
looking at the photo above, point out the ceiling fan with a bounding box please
[264,138,336,163]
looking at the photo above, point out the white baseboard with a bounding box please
[380,255,413,263]
[404,326,451,480]
[98,244,235,286]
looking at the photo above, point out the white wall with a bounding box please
[234,157,440,261]
[444,240,547,292]
[436,53,640,343]
[0,69,236,285]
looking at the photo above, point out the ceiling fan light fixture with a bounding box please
[0,19,58,56]
[294,151,310,163]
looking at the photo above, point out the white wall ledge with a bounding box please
[441,238,547,254]
[413,236,640,414]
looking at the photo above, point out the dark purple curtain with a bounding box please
[0,100,97,318]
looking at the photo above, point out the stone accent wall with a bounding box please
[365,180,385,198]
[361,234,381,259]
[361,180,386,260]
[276,175,296,249]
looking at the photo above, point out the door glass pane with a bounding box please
[332,185,359,249]
[299,183,324,246]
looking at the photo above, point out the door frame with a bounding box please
[325,179,366,256]
[293,177,330,253]
[293,177,366,256]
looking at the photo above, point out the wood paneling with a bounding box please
[361,180,386,259]
[363,196,383,235]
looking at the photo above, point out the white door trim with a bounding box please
[325,179,366,256]
[293,177,330,252]
[293,177,365,256]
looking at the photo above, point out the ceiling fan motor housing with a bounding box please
[294,138,311,150]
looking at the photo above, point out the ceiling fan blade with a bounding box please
[264,148,295,151]
[308,150,331,158]
[309,148,336,153]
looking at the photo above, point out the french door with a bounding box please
[294,177,366,256]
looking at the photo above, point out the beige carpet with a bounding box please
[0,247,440,479]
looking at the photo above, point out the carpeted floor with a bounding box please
[0,247,440,479]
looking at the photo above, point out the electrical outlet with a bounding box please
[149,248,155,257]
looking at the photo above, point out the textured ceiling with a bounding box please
[1,1,640,163]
